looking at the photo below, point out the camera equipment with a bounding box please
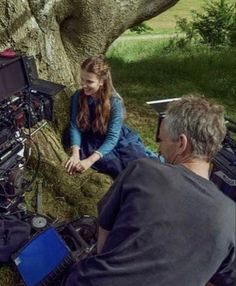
[155,112,165,143]
[0,52,64,216]
[146,98,180,143]
[0,52,97,285]
[210,117,236,201]
[147,99,236,202]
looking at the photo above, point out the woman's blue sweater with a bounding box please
[69,91,124,157]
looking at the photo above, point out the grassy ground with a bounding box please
[107,39,236,150]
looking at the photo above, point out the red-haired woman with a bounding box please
[65,55,157,179]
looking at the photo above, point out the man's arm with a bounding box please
[97,161,139,253]
[97,226,110,254]
[209,245,235,286]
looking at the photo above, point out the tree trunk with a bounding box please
[0,0,179,214]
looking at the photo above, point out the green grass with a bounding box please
[145,0,205,33]
[107,39,236,149]
[125,0,235,34]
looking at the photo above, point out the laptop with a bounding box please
[13,227,74,286]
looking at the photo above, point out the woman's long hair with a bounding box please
[77,55,114,135]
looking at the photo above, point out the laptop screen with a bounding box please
[13,227,70,286]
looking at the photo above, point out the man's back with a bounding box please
[66,159,235,286]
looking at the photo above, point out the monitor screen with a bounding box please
[0,57,28,101]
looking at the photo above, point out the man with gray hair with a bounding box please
[66,95,235,286]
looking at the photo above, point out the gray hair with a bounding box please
[163,95,227,161]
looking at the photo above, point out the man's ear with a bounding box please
[178,134,188,155]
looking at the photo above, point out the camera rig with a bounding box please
[0,53,99,277]
[0,52,98,270]
[0,52,64,216]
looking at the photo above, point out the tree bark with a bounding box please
[0,0,179,214]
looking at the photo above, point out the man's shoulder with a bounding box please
[123,158,174,184]
[214,190,236,224]
[130,157,172,173]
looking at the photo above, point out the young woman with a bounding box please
[65,55,157,179]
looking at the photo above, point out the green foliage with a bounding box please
[192,0,236,46]
[229,12,236,45]
[129,23,153,34]
[168,0,236,48]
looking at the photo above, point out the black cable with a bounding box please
[26,89,32,136]
[22,137,41,191]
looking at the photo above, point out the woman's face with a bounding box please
[80,70,103,96]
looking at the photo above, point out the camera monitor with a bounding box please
[22,56,65,96]
[146,97,181,114]
[0,57,28,101]
[146,98,181,142]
